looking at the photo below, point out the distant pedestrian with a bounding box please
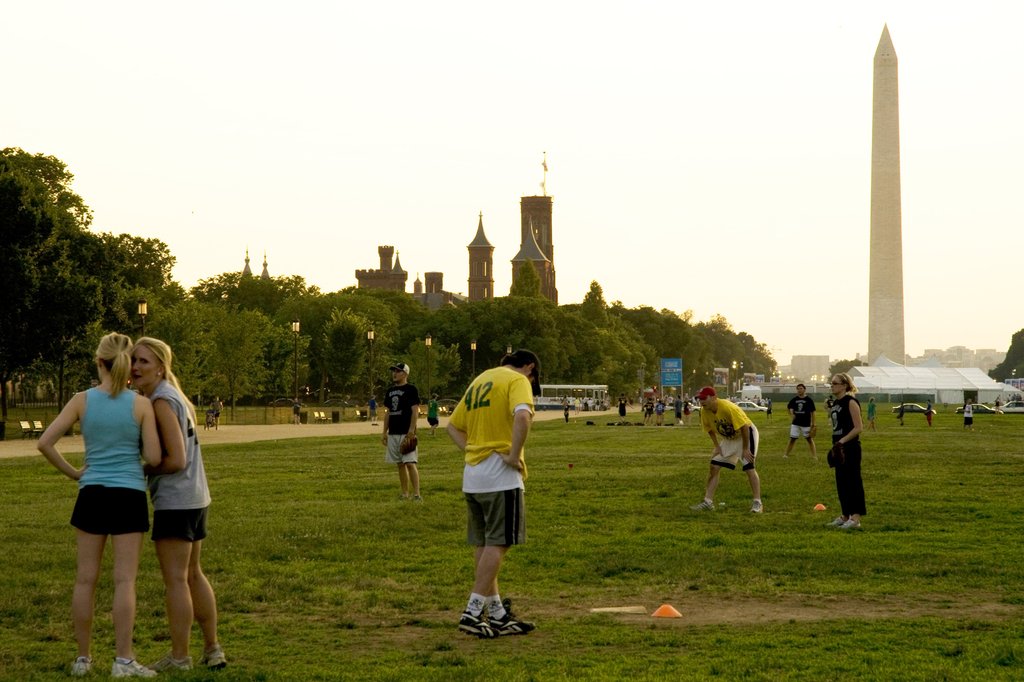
[827,373,865,530]
[962,399,974,431]
[368,396,378,425]
[383,363,421,501]
[784,383,817,460]
[617,395,627,422]
[896,402,904,426]
[765,397,773,422]
[866,397,877,431]
[925,399,933,427]
[683,398,693,426]
[654,399,665,426]
[292,399,301,425]
[674,396,683,424]
[562,398,570,423]
[427,394,440,435]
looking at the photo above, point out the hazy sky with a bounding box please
[5,2,1022,366]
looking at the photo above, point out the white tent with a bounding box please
[850,365,1012,404]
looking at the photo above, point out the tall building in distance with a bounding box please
[512,155,558,303]
[355,245,408,291]
[467,212,494,301]
[868,25,906,364]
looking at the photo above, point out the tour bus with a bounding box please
[535,384,609,411]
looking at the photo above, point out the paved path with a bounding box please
[1,408,597,460]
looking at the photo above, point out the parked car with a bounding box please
[891,403,933,414]
[268,397,295,406]
[955,404,1003,414]
[999,401,1024,413]
[733,400,768,413]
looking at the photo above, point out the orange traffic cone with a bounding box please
[652,604,682,618]
[813,503,827,511]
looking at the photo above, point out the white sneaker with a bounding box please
[71,656,91,677]
[840,519,861,530]
[151,653,192,671]
[200,644,228,669]
[829,516,847,527]
[690,499,715,511]
[111,659,157,678]
[750,500,763,513]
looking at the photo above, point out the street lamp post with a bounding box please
[425,334,433,400]
[291,320,301,402]
[137,299,148,336]
[506,344,512,355]
[367,330,375,400]
[470,339,477,376]
[731,360,738,396]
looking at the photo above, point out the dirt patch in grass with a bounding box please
[574,592,1021,626]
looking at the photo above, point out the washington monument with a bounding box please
[868,25,905,364]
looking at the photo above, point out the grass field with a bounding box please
[1,410,1022,680]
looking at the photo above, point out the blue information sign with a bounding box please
[660,357,683,387]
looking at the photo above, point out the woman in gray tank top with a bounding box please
[131,337,227,671]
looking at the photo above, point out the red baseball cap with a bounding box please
[695,386,716,400]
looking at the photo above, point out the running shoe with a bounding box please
[70,656,91,677]
[829,516,847,527]
[458,611,496,638]
[750,499,763,513]
[200,644,228,669]
[111,659,157,678]
[150,654,192,671]
[490,605,536,636]
[840,519,862,530]
[690,499,715,511]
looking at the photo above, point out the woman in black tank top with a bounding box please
[827,372,866,530]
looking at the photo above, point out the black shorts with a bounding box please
[465,489,525,546]
[427,417,439,426]
[71,485,150,535]
[152,507,209,542]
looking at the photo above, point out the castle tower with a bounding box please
[519,195,557,303]
[868,25,905,364]
[242,248,252,276]
[467,212,494,301]
[260,251,270,280]
[511,217,555,300]
[355,245,408,291]
[424,272,443,294]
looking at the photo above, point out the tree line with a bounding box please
[2,148,782,419]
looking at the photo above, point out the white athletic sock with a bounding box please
[486,595,506,620]
[465,593,486,616]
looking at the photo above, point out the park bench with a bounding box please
[21,421,35,438]
[33,421,45,437]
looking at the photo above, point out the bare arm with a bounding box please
[37,392,86,480]
[838,401,864,444]
[501,408,533,471]
[381,410,390,444]
[144,398,186,475]
[135,395,162,467]
[446,422,468,451]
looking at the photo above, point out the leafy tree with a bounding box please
[579,281,609,326]
[989,330,1024,383]
[321,309,372,397]
[204,308,274,413]
[509,261,543,298]
[829,358,865,377]
[0,150,98,419]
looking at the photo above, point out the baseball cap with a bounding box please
[390,362,410,374]
[695,386,716,400]
[501,348,542,396]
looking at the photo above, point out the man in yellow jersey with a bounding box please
[447,349,541,638]
[689,386,764,513]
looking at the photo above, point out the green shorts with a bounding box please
[465,489,525,546]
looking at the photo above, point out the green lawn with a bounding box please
[1,411,1022,680]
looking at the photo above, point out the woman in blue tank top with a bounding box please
[38,332,161,678]
[131,337,227,671]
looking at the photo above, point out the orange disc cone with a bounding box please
[652,604,682,618]
[813,503,827,511]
